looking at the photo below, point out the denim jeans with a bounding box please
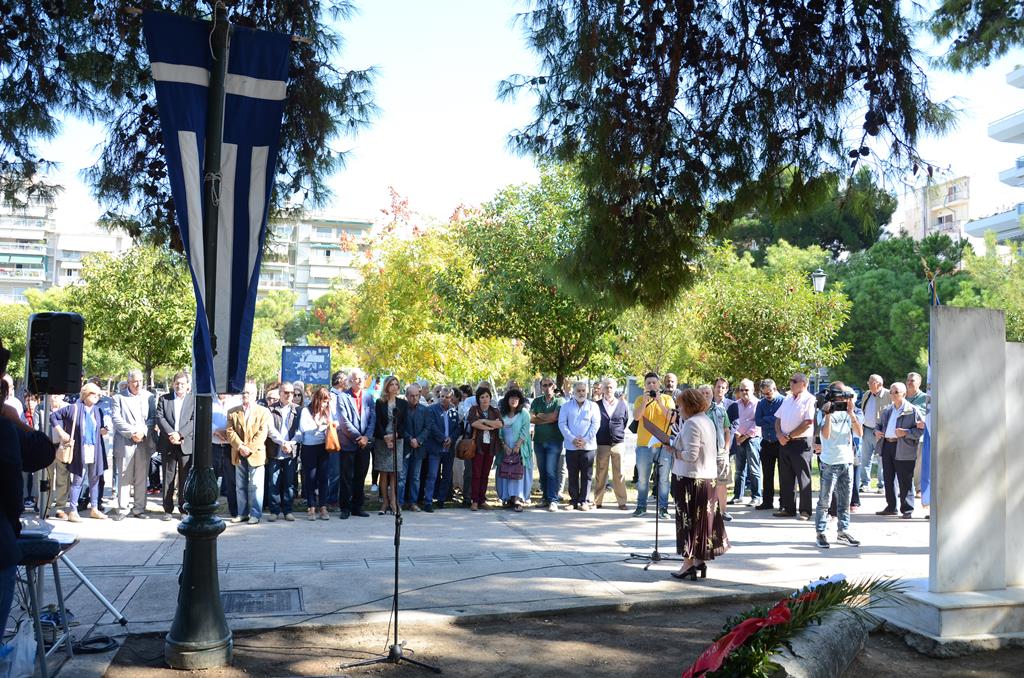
[327,453,341,506]
[235,457,264,519]
[860,430,876,489]
[398,445,425,505]
[815,462,852,534]
[534,441,562,505]
[635,445,672,510]
[266,455,297,515]
[732,437,763,503]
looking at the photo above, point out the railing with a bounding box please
[0,268,46,280]
[0,242,46,253]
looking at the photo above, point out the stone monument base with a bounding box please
[878,578,1024,657]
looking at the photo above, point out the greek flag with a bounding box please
[142,10,290,395]
[921,277,940,507]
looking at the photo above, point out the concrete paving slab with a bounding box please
[20,488,931,676]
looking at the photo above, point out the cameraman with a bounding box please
[813,381,862,549]
[1,340,56,630]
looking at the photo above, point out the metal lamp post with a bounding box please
[810,268,827,392]
[164,4,232,669]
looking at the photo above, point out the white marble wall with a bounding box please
[1006,342,1024,588]
[929,307,1007,593]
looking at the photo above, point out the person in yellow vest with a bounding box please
[632,372,676,518]
[226,381,269,525]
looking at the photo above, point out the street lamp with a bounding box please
[810,268,827,393]
[811,268,827,294]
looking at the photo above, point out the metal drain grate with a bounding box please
[220,588,303,615]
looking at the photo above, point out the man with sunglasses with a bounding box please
[530,377,565,511]
[774,373,816,520]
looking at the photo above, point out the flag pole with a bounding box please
[165,2,233,669]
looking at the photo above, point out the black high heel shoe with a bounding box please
[671,563,708,580]
[671,566,697,580]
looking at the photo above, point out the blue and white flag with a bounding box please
[921,276,940,506]
[142,10,290,395]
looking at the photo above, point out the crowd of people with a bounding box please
[4,362,931,578]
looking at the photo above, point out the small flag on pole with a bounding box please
[142,10,291,395]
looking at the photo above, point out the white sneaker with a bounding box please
[370,484,379,493]
[547,502,558,512]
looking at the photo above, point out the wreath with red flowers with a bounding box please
[682,576,905,678]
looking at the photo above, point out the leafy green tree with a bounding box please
[951,232,1024,342]
[829,233,969,385]
[255,289,306,344]
[0,302,30,379]
[729,168,898,260]
[441,166,621,386]
[246,317,283,387]
[614,296,697,380]
[349,224,532,385]
[688,246,851,385]
[503,1,955,307]
[1,2,375,247]
[71,245,194,382]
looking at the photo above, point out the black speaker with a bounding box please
[26,312,85,395]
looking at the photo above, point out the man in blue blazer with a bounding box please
[423,387,457,512]
[337,368,376,518]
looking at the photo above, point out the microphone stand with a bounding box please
[342,436,441,674]
[629,448,681,570]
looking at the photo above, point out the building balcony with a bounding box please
[258,277,292,289]
[0,268,46,281]
[966,204,1024,241]
[989,109,1024,143]
[999,157,1024,187]
[1008,64,1024,89]
[0,241,46,255]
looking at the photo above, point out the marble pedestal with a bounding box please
[880,579,1024,656]
[878,308,1024,654]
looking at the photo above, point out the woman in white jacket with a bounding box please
[670,388,730,580]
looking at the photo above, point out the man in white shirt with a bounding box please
[773,372,816,519]
[814,382,863,548]
[857,374,890,493]
[110,370,156,519]
[557,381,601,510]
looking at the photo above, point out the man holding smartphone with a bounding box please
[632,372,676,518]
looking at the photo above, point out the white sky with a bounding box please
[36,1,1024,234]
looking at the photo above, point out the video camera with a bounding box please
[815,383,856,413]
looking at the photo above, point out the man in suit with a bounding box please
[111,369,156,520]
[874,382,925,519]
[327,370,349,507]
[155,371,194,521]
[266,382,301,521]
[422,387,456,512]
[336,368,375,518]
[401,384,431,511]
[226,381,269,524]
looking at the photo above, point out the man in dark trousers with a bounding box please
[155,371,195,521]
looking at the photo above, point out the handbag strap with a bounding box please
[68,402,79,442]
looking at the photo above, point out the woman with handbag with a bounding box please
[373,376,407,516]
[50,383,110,522]
[466,387,502,511]
[298,387,335,520]
[497,388,532,512]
